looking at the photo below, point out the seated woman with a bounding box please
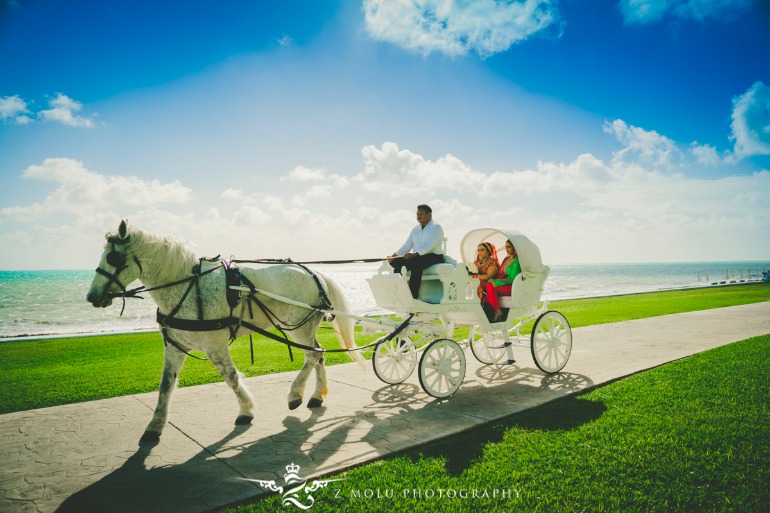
[483,239,521,321]
[471,242,499,301]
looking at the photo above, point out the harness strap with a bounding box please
[167,278,197,319]
[288,261,333,310]
[239,313,413,354]
[238,271,323,334]
[157,310,240,331]
[161,329,209,361]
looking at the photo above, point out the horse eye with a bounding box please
[106,251,127,268]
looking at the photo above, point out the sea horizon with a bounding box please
[2,258,769,272]
[2,260,768,341]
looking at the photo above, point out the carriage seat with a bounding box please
[370,255,473,307]
[419,261,456,276]
[494,271,549,316]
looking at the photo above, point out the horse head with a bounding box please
[86,220,144,308]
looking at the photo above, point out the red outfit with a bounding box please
[483,255,518,311]
[474,257,499,299]
[483,283,511,311]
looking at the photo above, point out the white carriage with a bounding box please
[365,228,573,398]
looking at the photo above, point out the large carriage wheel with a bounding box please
[469,327,507,364]
[418,338,466,398]
[531,311,572,373]
[373,337,418,384]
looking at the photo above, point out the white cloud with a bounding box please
[0,95,32,124]
[283,165,350,188]
[730,81,770,159]
[233,204,271,226]
[355,141,486,195]
[619,0,669,23]
[690,142,726,166]
[584,169,770,216]
[2,117,768,268]
[363,0,558,57]
[482,153,619,195]
[619,0,756,24]
[38,93,95,128]
[284,165,326,182]
[221,188,243,199]
[290,185,334,207]
[355,135,663,198]
[0,158,193,222]
[603,119,682,169]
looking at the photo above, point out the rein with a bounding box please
[232,258,383,265]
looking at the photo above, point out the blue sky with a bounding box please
[1,0,769,269]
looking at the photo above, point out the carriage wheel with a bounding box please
[531,311,572,373]
[373,337,418,385]
[469,327,507,364]
[418,339,466,398]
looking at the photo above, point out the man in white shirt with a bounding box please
[387,204,445,299]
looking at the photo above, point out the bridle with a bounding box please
[94,238,143,315]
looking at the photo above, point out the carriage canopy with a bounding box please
[459,228,549,279]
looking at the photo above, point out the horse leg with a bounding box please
[288,349,321,410]
[307,353,328,409]
[142,344,186,442]
[208,347,256,425]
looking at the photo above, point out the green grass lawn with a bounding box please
[0,283,767,415]
[2,282,768,512]
[224,334,770,513]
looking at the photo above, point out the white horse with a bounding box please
[86,220,362,442]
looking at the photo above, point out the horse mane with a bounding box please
[108,225,198,283]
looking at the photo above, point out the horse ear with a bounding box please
[118,220,127,240]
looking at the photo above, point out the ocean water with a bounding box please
[1,261,768,340]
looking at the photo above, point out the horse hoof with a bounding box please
[288,399,303,410]
[307,398,323,408]
[140,431,160,443]
[235,415,253,425]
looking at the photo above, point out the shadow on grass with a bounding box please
[405,391,607,476]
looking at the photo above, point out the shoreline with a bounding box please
[2,280,767,344]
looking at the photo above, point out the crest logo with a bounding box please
[243,462,346,510]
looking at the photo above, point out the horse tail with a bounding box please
[322,276,365,368]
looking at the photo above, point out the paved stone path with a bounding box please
[1,301,769,513]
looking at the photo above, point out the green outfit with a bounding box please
[492,257,521,287]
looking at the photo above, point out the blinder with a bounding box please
[106,250,127,269]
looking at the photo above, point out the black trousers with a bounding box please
[389,253,445,298]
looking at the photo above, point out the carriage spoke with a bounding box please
[430,372,443,392]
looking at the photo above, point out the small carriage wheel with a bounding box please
[373,337,418,385]
[531,311,572,373]
[469,327,507,365]
[418,338,466,398]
